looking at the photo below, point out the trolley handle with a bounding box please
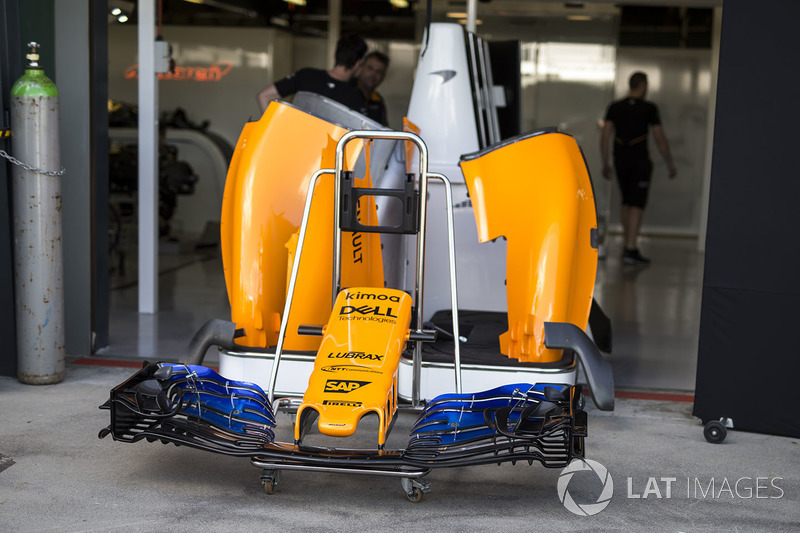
[297,325,325,336]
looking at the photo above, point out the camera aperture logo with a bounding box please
[558,459,614,516]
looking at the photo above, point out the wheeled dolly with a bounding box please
[703,417,733,444]
[98,127,613,501]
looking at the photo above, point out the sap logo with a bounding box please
[345,291,401,303]
[321,365,382,374]
[327,352,384,361]
[323,400,362,407]
[340,305,397,317]
[324,380,370,393]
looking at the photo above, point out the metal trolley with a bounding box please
[99,131,589,502]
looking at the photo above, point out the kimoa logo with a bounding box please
[327,352,383,361]
[344,291,401,303]
[324,380,370,393]
[339,305,397,318]
[557,459,614,516]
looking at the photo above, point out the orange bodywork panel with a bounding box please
[295,288,413,445]
[402,118,421,174]
[459,131,598,363]
[221,102,383,351]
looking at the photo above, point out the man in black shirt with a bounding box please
[601,71,677,266]
[257,34,367,114]
[356,51,389,126]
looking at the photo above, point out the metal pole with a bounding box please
[428,173,461,393]
[138,0,158,314]
[466,0,477,34]
[268,170,333,402]
[478,39,501,145]
[327,0,342,68]
[466,35,487,149]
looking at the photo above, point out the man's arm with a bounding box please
[600,120,614,180]
[256,84,281,113]
[652,124,677,178]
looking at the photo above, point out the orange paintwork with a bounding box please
[221,102,383,350]
[459,131,598,363]
[295,288,413,445]
[403,118,421,174]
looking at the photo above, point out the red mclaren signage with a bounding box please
[124,61,233,82]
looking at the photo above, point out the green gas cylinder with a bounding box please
[10,42,65,385]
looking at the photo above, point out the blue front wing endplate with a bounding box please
[101,364,582,467]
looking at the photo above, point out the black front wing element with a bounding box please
[99,363,587,473]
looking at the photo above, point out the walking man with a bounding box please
[601,71,677,265]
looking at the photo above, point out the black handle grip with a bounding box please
[298,325,325,336]
[408,329,437,342]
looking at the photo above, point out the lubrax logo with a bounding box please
[345,291,402,303]
[321,365,382,375]
[339,305,397,318]
[323,400,362,407]
[327,352,383,361]
[324,380,370,393]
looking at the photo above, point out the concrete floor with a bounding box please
[595,236,704,392]
[0,364,798,532]
[2,236,799,531]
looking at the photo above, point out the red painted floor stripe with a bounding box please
[615,390,695,403]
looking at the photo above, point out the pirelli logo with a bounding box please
[322,400,363,407]
[324,380,370,393]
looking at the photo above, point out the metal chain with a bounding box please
[0,149,66,176]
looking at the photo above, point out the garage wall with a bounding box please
[108,25,293,148]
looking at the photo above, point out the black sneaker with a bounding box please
[622,248,650,266]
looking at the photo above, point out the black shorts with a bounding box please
[614,157,652,208]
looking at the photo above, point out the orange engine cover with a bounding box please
[459,130,598,363]
[220,102,383,351]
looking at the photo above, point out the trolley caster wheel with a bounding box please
[704,420,727,444]
[260,469,280,495]
[406,487,423,503]
[400,476,430,503]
